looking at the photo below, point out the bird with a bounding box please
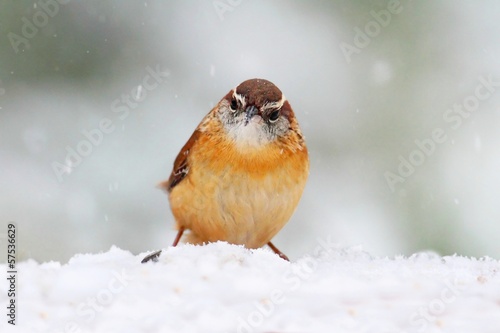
[141,78,309,263]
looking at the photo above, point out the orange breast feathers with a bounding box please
[167,116,309,248]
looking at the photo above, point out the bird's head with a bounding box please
[217,78,300,149]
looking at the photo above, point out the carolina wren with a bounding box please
[142,78,309,263]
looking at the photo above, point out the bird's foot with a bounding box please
[141,250,162,263]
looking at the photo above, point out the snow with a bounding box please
[1,243,499,333]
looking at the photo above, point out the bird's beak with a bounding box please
[244,105,258,126]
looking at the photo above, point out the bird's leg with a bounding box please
[267,241,290,261]
[141,227,185,263]
[172,226,185,246]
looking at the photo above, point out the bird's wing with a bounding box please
[158,129,201,193]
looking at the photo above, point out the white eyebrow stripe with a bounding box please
[232,89,246,107]
[261,94,287,111]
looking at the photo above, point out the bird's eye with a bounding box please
[230,99,238,112]
[269,109,280,123]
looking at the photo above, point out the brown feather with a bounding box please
[161,129,201,193]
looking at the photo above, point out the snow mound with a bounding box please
[1,242,499,333]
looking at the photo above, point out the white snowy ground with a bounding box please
[1,242,499,333]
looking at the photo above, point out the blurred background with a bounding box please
[1,0,500,263]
